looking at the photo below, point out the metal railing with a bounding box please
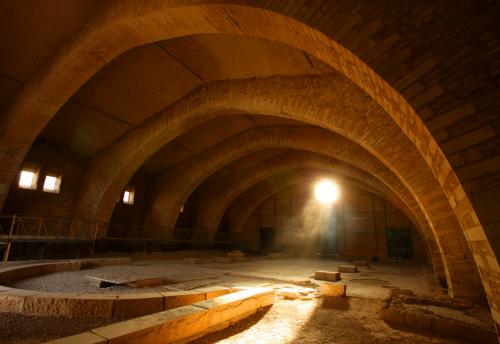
[0,215,233,262]
[0,215,108,262]
[0,215,107,240]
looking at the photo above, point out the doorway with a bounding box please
[260,227,275,253]
[387,228,413,259]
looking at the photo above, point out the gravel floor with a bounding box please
[0,313,129,344]
[8,262,223,294]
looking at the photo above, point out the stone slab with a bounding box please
[44,332,107,344]
[322,283,347,297]
[338,265,358,273]
[38,263,56,275]
[92,305,209,344]
[315,271,340,281]
[161,290,206,310]
[166,278,220,290]
[192,288,275,327]
[43,288,274,344]
[0,289,40,313]
[54,262,72,273]
[314,271,326,280]
[126,278,165,288]
[65,294,117,318]
[22,292,70,316]
[114,293,164,318]
[195,286,230,299]
[70,261,82,271]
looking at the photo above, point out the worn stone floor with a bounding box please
[2,254,473,343]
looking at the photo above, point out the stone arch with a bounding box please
[190,150,482,300]
[144,126,423,235]
[0,1,495,316]
[69,75,480,300]
[141,125,441,277]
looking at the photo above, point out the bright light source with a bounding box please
[19,170,37,189]
[43,175,61,193]
[314,180,339,204]
[122,188,135,205]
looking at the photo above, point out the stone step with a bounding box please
[43,288,275,344]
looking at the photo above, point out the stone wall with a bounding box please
[238,180,426,261]
[2,140,85,219]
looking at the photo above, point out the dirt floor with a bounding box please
[1,255,486,343]
[193,298,468,344]
[0,313,130,344]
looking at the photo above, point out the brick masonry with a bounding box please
[0,0,497,327]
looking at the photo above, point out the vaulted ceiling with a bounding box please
[0,0,499,324]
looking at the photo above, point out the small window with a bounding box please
[43,174,61,193]
[122,187,135,205]
[18,169,38,190]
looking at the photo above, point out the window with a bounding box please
[122,187,135,205]
[18,169,38,190]
[43,174,61,193]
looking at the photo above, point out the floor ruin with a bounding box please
[1,252,494,344]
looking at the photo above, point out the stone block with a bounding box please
[193,288,274,328]
[352,260,370,267]
[322,283,347,297]
[314,271,326,280]
[54,262,72,273]
[43,331,107,344]
[92,305,210,344]
[102,258,132,266]
[38,263,56,275]
[65,294,117,318]
[5,265,41,281]
[70,261,82,271]
[315,271,340,281]
[22,292,70,316]
[161,290,205,310]
[0,268,17,283]
[195,286,230,299]
[114,293,164,318]
[338,265,358,273]
[0,289,39,313]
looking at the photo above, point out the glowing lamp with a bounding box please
[314,180,339,204]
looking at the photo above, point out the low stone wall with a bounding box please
[0,259,230,318]
[44,288,275,344]
[382,291,497,344]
